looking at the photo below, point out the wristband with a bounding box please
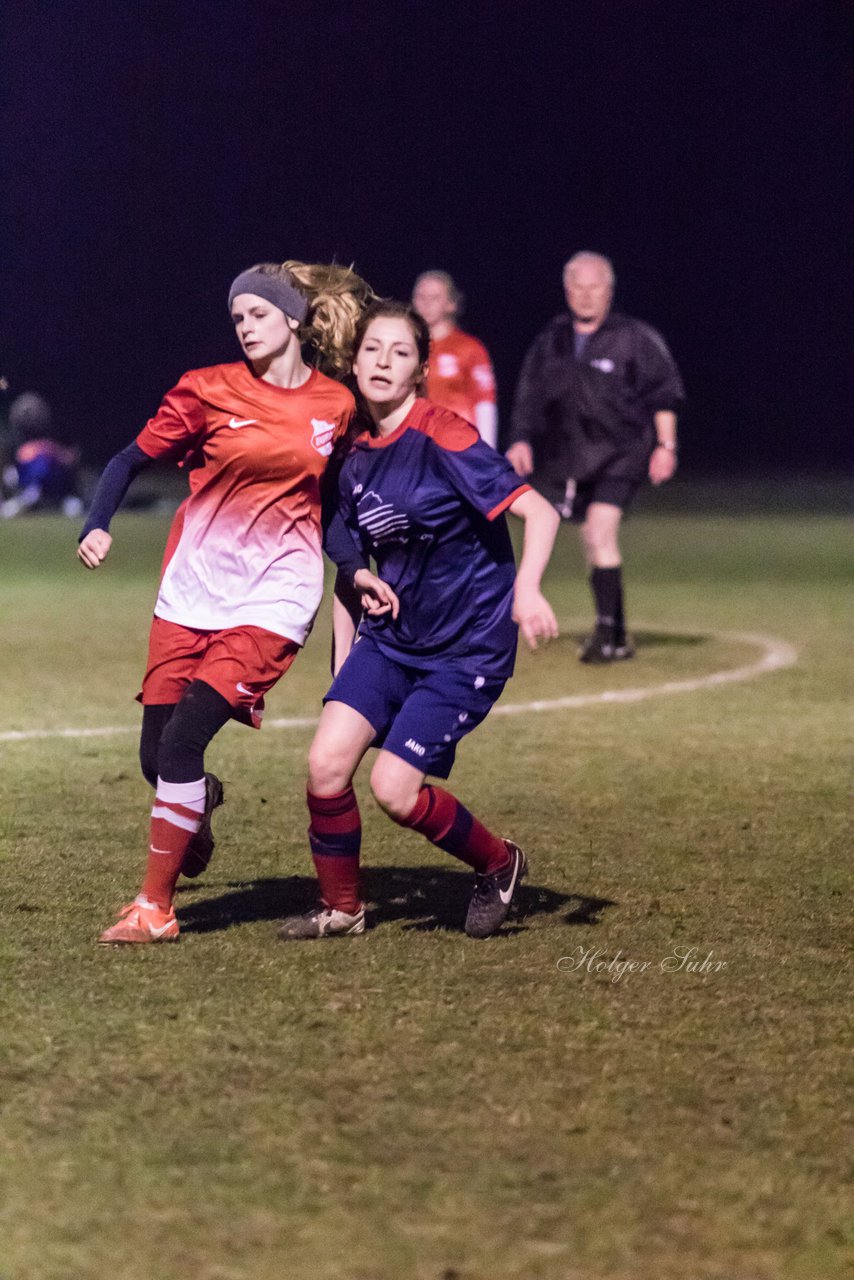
[656,440,678,453]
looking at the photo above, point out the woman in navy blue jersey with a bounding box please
[279,301,560,942]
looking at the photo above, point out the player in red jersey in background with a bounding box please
[277,300,559,942]
[412,271,498,447]
[78,260,374,944]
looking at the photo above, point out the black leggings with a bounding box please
[138,680,233,786]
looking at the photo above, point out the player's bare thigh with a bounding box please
[308,700,378,796]
[309,704,426,818]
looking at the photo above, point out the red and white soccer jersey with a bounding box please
[135,362,354,644]
[426,328,497,445]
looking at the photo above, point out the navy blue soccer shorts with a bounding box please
[324,634,507,779]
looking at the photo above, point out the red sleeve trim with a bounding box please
[487,484,531,521]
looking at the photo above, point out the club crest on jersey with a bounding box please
[310,418,336,456]
[436,353,459,377]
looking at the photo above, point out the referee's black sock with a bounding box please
[590,566,626,644]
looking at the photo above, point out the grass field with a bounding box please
[0,481,850,1280]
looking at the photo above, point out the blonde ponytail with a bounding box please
[284,261,375,376]
[241,261,375,376]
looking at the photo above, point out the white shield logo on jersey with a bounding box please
[310,418,336,456]
[472,363,495,391]
[436,353,459,377]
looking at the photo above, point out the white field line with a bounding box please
[0,629,798,745]
[494,630,799,717]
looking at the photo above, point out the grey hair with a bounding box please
[563,251,615,288]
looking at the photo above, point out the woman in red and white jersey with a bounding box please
[412,270,498,447]
[78,260,373,944]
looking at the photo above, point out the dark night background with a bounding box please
[2,1,849,473]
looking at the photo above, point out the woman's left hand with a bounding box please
[649,445,677,485]
[353,568,400,619]
[513,587,559,650]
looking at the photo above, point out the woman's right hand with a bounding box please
[77,528,113,569]
[353,568,399,619]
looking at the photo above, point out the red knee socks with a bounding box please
[307,786,362,914]
[397,785,509,875]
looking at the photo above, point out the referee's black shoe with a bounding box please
[578,629,636,664]
[180,772,225,878]
[465,840,528,939]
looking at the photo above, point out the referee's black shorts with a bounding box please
[557,474,642,522]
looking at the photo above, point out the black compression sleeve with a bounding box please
[323,507,368,583]
[334,567,363,624]
[79,441,154,540]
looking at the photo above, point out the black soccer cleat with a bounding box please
[464,840,528,939]
[180,772,225,878]
[577,631,636,663]
[578,631,615,663]
[612,636,636,661]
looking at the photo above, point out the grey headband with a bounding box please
[227,269,309,323]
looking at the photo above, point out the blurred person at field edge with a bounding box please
[276,299,559,943]
[506,251,684,663]
[412,270,498,447]
[77,260,374,945]
[0,375,11,474]
[1,391,83,518]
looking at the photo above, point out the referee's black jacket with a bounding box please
[508,311,684,503]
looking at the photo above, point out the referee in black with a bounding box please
[507,251,684,662]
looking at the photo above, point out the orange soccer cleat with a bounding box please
[98,896,180,945]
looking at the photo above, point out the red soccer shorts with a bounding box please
[139,616,300,728]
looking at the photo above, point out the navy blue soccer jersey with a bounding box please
[327,398,530,678]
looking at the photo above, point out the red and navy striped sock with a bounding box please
[398,785,509,875]
[307,786,362,914]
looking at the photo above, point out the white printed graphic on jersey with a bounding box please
[590,358,615,373]
[310,418,336,456]
[472,364,495,391]
[436,353,459,377]
[356,490,410,546]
